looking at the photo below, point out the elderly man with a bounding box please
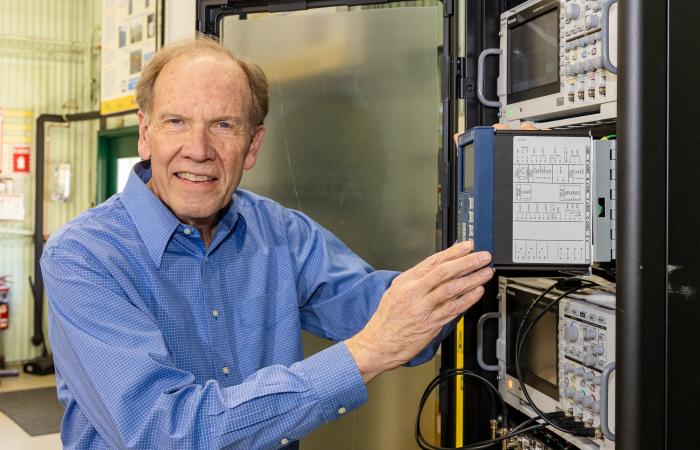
[41,38,493,449]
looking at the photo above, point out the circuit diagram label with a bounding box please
[512,136,592,264]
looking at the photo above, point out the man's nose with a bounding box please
[182,124,215,161]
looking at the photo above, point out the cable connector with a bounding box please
[573,426,601,438]
[554,277,588,290]
[543,411,567,420]
[552,416,579,427]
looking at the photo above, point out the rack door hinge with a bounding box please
[456,57,474,100]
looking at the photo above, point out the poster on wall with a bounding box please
[101,0,158,115]
[0,109,3,174]
[0,194,24,221]
[0,109,32,176]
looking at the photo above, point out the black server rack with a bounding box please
[455,0,700,449]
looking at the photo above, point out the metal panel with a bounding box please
[222,5,442,449]
[0,0,101,361]
[617,0,668,448]
[667,0,700,447]
[223,6,441,269]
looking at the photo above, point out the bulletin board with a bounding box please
[100,0,159,114]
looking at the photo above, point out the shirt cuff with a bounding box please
[294,341,368,423]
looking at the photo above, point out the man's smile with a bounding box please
[175,172,217,183]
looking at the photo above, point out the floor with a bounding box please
[0,364,62,450]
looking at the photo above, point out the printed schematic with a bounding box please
[512,136,592,264]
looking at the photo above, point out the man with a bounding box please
[41,37,493,449]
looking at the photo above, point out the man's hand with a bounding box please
[345,241,493,383]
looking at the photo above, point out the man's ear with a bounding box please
[243,125,265,171]
[137,110,151,160]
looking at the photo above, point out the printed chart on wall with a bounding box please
[512,135,592,265]
[0,109,32,221]
[101,0,157,114]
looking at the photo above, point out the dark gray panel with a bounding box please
[617,0,668,448]
[493,133,515,263]
[667,0,700,448]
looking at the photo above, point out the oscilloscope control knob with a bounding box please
[584,371,595,382]
[585,14,600,29]
[584,329,597,340]
[593,344,605,355]
[565,388,576,399]
[583,395,595,408]
[574,367,585,377]
[565,324,579,342]
[565,3,581,20]
[575,391,586,404]
[583,354,599,366]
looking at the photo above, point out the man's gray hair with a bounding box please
[135,35,269,127]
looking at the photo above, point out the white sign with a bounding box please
[512,136,592,264]
[0,194,25,221]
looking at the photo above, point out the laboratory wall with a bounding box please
[0,0,101,362]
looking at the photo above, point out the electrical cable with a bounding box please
[414,368,504,449]
[414,369,574,449]
[514,278,601,437]
[509,411,567,434]
[414,278,604,449]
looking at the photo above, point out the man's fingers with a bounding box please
[433,286,485,325]
[417,250,491,294]
[411,241,475,276]
[425,266,494,306]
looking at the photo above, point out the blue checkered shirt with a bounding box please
[42,162,444,449]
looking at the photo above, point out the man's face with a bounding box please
[137,53,264,226]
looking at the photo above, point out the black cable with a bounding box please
[415,278,604,449]
[514,278,599,437]
[414,368,504,450]
[414,369,561,450]
[510,411,567,433]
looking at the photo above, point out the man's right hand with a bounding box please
[345,241,493,383]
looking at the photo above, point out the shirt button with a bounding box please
[183,228,192,235]
[337,406,347,415]
[280,438,289,446]
[212,309,219,318]
[222,366,230,375]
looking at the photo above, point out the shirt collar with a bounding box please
[120,161,242,267]
[120,161,180,268]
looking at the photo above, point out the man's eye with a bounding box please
[167,118,183,125]
[216,121,231,129]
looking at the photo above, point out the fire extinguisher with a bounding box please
[0,278,9,330]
